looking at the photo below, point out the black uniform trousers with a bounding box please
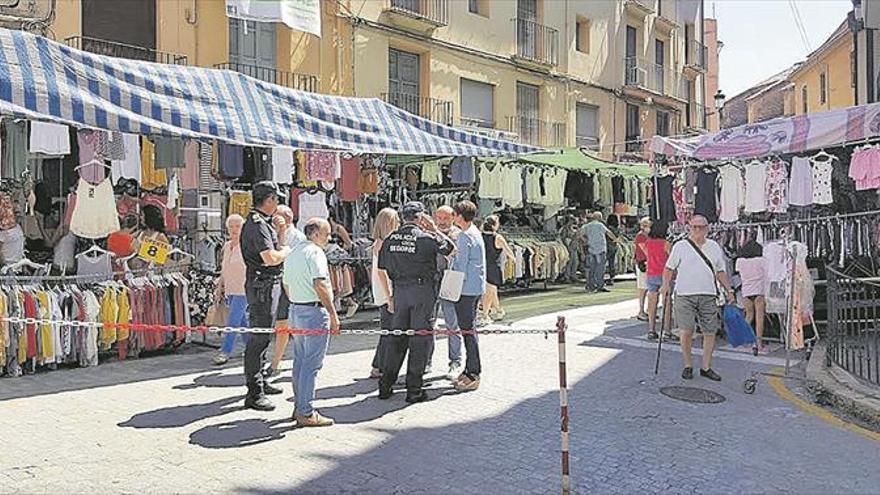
[244,276,281,399]
[380,283,435,397]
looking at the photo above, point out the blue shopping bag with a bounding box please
[723,304,757,348]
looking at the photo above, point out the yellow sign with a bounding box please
[138,238,171,265]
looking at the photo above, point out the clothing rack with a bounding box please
[414,186,473,195]
[0,264,189,283]
[709,209,880,231]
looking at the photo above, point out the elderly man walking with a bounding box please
[283,218,338,427]
[660,215,735,381]
[580,212,617,293]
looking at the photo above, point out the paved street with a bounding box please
[2,298,879,494]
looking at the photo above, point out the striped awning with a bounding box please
[0,28,543,157]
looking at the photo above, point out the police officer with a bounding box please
[377,201,454,403]
[240,181,291,411]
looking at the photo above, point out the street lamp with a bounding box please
[713,89,726,114]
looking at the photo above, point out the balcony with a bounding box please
[622,57,686,104]
[684,39,708,77]
[624,0,654,20]
[382,93,453,126]
[64,36,188,65]
[214,62,319,93]
[505,116,567,147]
[576,135,599,150]
[685,102,707,131]
[512,18,559,69]
[382,0,449,33]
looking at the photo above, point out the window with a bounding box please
[802,86,808,113]
[656,110,670,137]
[819,72,827,105]
[655,39,666,93]
[388,48,421,116]
[576,18,591,53]
[460,79,495,128]
[229,19,277,69]
[625,103,641,152]
[516,82,540,145]
[576,103,599,148]
[468,0,487,16]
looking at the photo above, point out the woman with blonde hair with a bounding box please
[369,207,401,378]
[480,215,514,322]
[213,214,249,365]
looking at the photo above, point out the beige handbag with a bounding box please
[205,298,229,326]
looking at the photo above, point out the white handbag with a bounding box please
[439,269,465,302]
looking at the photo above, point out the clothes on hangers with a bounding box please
[69,178,120,239]
[2,121,27,180]
[743,160,767,213]
[228,190,252,219]
[789,156,813,206]
[29,122,70,155]
[849,146,880,190]
[451,156,476,184]
[179,140,200,189]
[764,158,789,213]
[478,160,504,199]
[502,164,524,209]
[110,133,142,183]
[718,164,745,223]
[140,138,167,189]
[153,137,186,169]
[694,167,719,223]
[297,190,329,230]
[650,174,676,224]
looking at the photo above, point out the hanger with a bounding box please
[74,158,112,171]
[1,257,50,275]
[76,243,115,259]
[812,149,837,162]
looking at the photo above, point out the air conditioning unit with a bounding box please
[632,67,648,86]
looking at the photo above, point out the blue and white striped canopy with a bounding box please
[0,28,542,157]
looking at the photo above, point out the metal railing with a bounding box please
[623,56,684,99]
[826,268,880,386]
[513,18,559,66]
[686,39,708,71]
[505,116,566,147]
[387,0,449,25]
[576,135,599,149]
[382,93,453,125]
[64,36,188,65]
[214,62,319,93]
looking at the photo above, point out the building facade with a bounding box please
[788,20,854,115]
[1,0,711,159]
[350,0,710,159]
[704,17,721,131]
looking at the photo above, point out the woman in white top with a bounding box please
[369,208,400,379]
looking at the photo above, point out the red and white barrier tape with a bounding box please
[0,316,559,337]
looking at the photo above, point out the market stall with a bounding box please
[0,28,543,378]
[648,102,880,354]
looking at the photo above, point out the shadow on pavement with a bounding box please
[173,371,243,390]
[189,418,295,449]
[118,395,245,429]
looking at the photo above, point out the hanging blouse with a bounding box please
[811,156,834,205]
[478,161,504,198]
[718,165,744,223]
[743,160,767,213]
[764,159,789,213]
[849,147,880,190]
[140,138,167,189]
[304,151,341,181]
[788,156,813,206]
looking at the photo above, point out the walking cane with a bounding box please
[653,297,666,375]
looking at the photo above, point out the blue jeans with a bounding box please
[220,295,250,354]
[290,305,331,417]
[587,253,607,292]
[440,299,462,365]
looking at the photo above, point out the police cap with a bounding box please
[252,180,286,206]
[400,201,426,221]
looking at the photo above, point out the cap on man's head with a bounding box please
[252,181,285,206]
[400,201,426,221]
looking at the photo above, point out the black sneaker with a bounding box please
[405,391,429,404]
[244,396,275,411]
[700,368,722,382]
[378,387,393,400]
[646,331,660,341]
[681,367,694,380]
[263,383,283,395]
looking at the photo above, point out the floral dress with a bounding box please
[764,159,789,213]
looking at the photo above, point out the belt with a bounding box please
[395,278,430,287]
[292,301,321,307]
[249,269,281,280]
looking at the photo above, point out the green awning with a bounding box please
[515,148,652,178]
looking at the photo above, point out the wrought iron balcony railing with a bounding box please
[386,0,449,26]
[214,62,319,93]
[382,93,454,125]
[513,18,559,66]
[65,36,188,65]
[505,116,566,147]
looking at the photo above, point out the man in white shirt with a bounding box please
[282,218,337,427]
[660,215,735,382]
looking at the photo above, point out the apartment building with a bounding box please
[1,0,351,95]
[1,0,711,158]
[788,20,854,115]
[351,0,711,159]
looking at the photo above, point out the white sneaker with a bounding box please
[447,362,462,381]
[212,353,229,365]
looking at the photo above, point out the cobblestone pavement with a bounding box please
[2,300,879,494]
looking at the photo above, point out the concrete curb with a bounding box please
[805,343,880,428]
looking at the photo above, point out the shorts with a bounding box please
[636,267,647,290]
[674,295,720,335]
[276,289,291,322]
[646,275,664,292]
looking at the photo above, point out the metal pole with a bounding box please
[557,316,571,495]
[654,301,665,375]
